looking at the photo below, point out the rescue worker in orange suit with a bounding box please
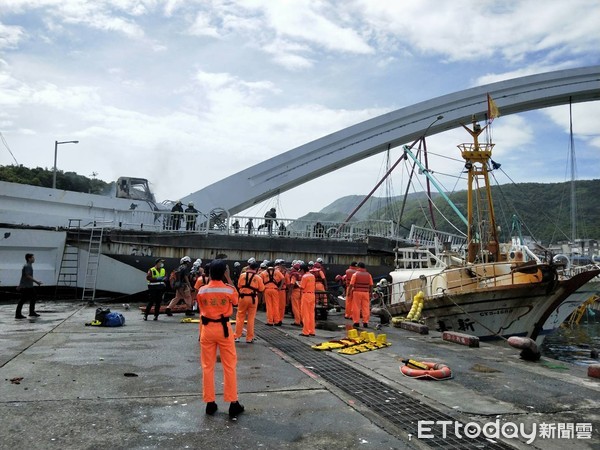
[348,262,373,328]
[234,261,265,343]
[298,263,316,336]
[196,260,244,418]
[288,262,303,326]
[260,261,284,326]
[310,262,327,291]
[275,259,290,324]
[194,266,210,291]
[344,261,358,320]
[310,262,327,311]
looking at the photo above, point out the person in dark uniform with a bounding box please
[185,202,199,231]
[15,253,42,319]
[145,258,166,321]
[171,201,184,230]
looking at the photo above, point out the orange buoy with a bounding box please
[400,361,452,380]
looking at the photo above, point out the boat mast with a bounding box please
[569,98,577,244]
[459,116,499,263]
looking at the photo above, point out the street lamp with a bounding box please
[53,140,79,189]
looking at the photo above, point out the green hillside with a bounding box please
[306,180,600,246]
[3,164,598,246]
[0,164,111,194]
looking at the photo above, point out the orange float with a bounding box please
[400,361,453,380]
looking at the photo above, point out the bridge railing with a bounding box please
[71,208,397,241]
[404,225,466,251]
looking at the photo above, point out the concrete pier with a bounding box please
[1,301,598,449]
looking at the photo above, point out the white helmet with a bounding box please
[234,262,241,267]
[316,257,323,264]
[194,258,202,266]
[180,256,191,264]
[248,257,256,264]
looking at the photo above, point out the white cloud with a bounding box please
[0,23,25,49]
[543,102,600,148]
[354,0,600,65]
[0,0,598,219]
[187,11,220,38]
[252,0,373,54]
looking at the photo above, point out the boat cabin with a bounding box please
[116,177,156,202]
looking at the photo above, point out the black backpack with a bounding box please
[95,307,111,325]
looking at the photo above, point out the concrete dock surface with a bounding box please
[0,301,598,450]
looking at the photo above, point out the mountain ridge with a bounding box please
[299,180,600,246]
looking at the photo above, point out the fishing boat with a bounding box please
[386,116,600,342]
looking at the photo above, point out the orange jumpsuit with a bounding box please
[197,280,239,403]
[344,266,357,319]
[278,268,290,323]
[194,273,209,291]
[288,268,302,325]
[235,270,265,342]
[350,269,373,326]
[260,267,284,325]
[310,266,327,312]
[300,271,316,336]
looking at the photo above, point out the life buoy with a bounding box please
[400,361,452,380]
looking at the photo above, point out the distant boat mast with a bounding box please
[569,97,577,244]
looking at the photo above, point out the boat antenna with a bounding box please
[335,115,444,236]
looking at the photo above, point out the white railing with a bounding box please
[70,208,397,242]
[405,225,466,250]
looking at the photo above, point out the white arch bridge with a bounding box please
[182,66,600,215]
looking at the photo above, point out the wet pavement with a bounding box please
[0,301,599,449]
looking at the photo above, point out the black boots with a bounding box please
[205,401,245,418]
[229,401,244,418]
[205,401,218,415]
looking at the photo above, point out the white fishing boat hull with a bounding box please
[0,226,148,295]
[387,264,600,342]
[539,277,600,332]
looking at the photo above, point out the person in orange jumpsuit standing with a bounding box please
[196,260,244,418]
[344,262,358,320]
[194,266,210,291]
[260,261,284,326]
[275,259,289,325]
[310,262,327,312]
[288,262,303,326]
[298,263,316,336]
[348,262,373,328]
[234,261,265,343]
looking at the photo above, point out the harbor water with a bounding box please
[541,320,600,365]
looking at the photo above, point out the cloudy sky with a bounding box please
[1,0,599,221]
